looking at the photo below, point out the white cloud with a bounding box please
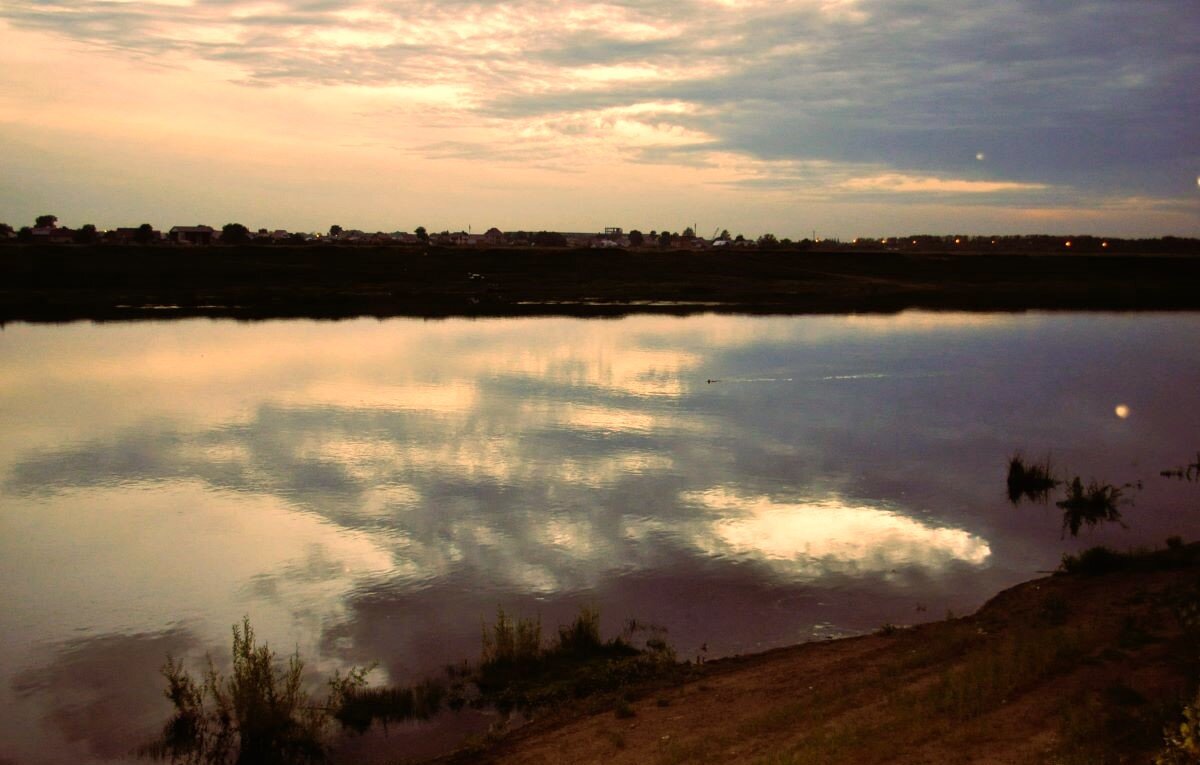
[840,173,1050,195]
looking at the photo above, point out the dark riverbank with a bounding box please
[434,543,1200,764]
[4,244,1200,322]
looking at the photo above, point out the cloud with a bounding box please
[3,0,1196,211]
[839,173,1049,195]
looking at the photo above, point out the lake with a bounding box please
[2,311,1200,763]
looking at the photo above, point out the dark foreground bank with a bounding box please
[4,244,1200,322]
[436,542,1200,765]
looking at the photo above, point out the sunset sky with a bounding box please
[1,0,1197,238]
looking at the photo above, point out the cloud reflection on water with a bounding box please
[4,313,1200,764]
[681,487,990,577]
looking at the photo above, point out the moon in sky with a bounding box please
[976,152,986,161]
[1114,404,1130,418]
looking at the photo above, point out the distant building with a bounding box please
[169,225,215,245]
[31,226,75,243]
[103,227,164,244]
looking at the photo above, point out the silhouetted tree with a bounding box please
[719,229,730,240]
[35,214,58,229]
[328,225,343,237]
[682,227,695,239]
[532,231,567,247]
[221,223,250,244]
[757,233,779,249]
[658,231,673,248]
[75,224,98,244]
[135,223,157,245]
[628,230,644,247]
[17,226,33,242]
[415,226,428,243]
[0,223,13,238]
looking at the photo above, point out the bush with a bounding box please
[467,606,677,715]
[481,608,542,667]
[140,617,367,764]
[1157,687,1200,764]
[1060,546,1126,575]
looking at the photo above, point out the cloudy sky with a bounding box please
[1,0,1197,237]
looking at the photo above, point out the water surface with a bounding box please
[2,312,1199,762]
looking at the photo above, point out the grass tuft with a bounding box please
[1057,476,1126,536]
[466,606,679,716]
[1007,453,1059,504]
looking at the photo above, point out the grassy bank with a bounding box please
[5,244,1200,322]
[444,542,1200,764]
[140,544,1200,763]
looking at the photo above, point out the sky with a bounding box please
[1,0,1198,239]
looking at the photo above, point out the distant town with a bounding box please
[2,215,1197,254]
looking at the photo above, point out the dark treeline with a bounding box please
[2,215,1198,254]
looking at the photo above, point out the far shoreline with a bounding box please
[4,244,1200,323]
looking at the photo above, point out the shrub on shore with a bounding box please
[466,606,678,715]
[140,617,368,764]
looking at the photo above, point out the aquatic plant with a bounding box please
[1160,452,1200,482]
[480,607,542,666]
[140,617,367,765]
[465,606,678,715]
[1006,453,1059,504]
[1057,477,1126,537]
[332,679,444,733]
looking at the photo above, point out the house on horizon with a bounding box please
[31,226,75,244]
[169,225,215,245]
[106,226,163,244]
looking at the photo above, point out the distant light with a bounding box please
[991,240,997,244]
[911,240,917,245]
[1065,241,1072,247]
[1101,241,1108,248]
[1115,404,1130,419]
[954,238,961,244]
[976,152,986,161]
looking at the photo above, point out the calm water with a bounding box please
[3,312,1200,762]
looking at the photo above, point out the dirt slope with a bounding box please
[440,550,1200,765]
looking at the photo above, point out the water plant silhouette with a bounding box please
[463,606,678,716]
[1057,477,1128,537]
[1006,453,1059,504]
[1160,452,1200,482]
[140,617,369,765]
